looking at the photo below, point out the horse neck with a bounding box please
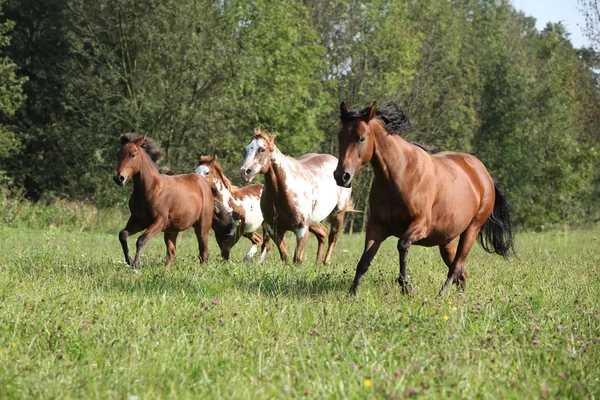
[132,151,162,195]
[263,146,290,196]
[370,123,422,188]
[212,175,235,205]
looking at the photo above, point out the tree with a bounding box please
[0,0,27,187]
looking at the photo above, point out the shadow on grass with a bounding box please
[231,270,351,298]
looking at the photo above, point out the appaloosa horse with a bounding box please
[114,133,215,268]
[195,154,270,262]
[334,102,515,295]
[240,129,353,264]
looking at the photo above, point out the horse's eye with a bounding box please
[259,148,266,153]
[131,153,136,159]
[359,136,366,143]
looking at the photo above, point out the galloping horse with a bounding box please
[195,155,270,262]
[240,129,353,264]
[114,133,215,268]
[334,102,515,295]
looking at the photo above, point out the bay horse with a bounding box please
[240,129,353,264]
[334,102,515,296]
[113,133,215,268]
[195,154,271,262]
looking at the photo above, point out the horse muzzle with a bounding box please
[333,169,353,188]
[113,173,127,186]
[240,166,256,182]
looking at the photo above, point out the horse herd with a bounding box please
[113,102,515,296]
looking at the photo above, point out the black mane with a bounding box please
[341,102,412,134]
[120,132,170,173]
[341,102,434,152]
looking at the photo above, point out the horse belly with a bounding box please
[310,184,338,223]
[240,197,263,233]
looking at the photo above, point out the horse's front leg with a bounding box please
[397,213,429,294]
[119,218,142,266]
[350,221,387,295]
[258,227,271,264]
[293,223,311,264]
[242,231,263,262]
[266,221,289,263]
[131,220,164,269]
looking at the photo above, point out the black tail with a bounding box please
[477,180,516,259]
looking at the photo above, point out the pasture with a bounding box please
[0,225,599,398]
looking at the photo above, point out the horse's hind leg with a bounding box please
[242,231,263,262]
[309,223,327,264]
[438,228,478,297]
[324,209,345,264]
[119,218,142,266]
[164,232,179,269]
[193,219,211,263]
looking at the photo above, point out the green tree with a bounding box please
[0,0,27,186]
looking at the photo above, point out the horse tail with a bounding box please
[477,179,516,259]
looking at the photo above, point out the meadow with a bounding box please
[0,223,599,399]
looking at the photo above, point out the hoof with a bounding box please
[349,286,358,296]
[400,283,414,295]
[397,278,414,295]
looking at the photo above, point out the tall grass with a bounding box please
[0,190,125,233]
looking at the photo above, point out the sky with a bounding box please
[514,0,590,48]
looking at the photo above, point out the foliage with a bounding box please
[1,0,600,228]
[0,226,599,397]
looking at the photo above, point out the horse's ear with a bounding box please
[268,134,277,150]
[340,101,350,116]
[366,101,377,121]
[213,154,218,162]
[135,134,146,146]
[119,134,129,145]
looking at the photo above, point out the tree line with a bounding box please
[0,0,599,230]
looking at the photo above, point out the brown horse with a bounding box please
[334,102,515,295]
[114,133,215,268]
[195,155,271,262]
[240,129,353,264]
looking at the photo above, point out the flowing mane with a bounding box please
[341,102,434,152]
[121,132,164,164]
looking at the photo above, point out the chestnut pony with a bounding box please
[334,102,515,296]
[240,129,353,264]
[195,155,270,262]
[114,133,215,268]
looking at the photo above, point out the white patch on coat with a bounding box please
[243,244,258,262]
[194,165,211,176]
[296,226,307,241]
[258,246,268,264]
[241,138,267,181]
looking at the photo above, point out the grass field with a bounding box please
[0,225,599,399]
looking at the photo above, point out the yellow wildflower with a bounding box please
[443,315,449,321]
[447,301,452,305]
[452,307,457,312]
[364,379,372,388]
[11,343,16,348]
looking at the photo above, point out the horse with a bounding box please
[194,154,271,262]
[334,102,515,296]
[113,132,215,268]
[240,129,353,264]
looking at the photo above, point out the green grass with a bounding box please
[0,225,599,399]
